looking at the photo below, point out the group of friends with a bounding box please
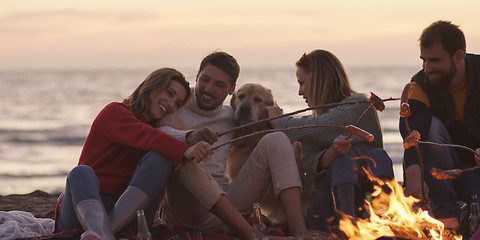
[53,20,480,240]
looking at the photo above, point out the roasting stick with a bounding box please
[216,95,399,138]
[346,104,374,141]
[418,140,479,157]
[432,166,480,180]
[216,102,367,138]
[346,92,386,140]
[416,140,480,180]
[400,83,427,201]
[212,124,374,151]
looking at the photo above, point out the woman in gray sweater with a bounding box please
[268,50,394,236]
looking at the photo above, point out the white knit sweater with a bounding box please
[159,89,235,186]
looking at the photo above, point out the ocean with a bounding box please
[0,66,418,195]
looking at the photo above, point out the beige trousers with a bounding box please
[163,132,302,230]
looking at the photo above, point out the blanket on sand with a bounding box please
[0,211,54,240]
[13,217,287,240]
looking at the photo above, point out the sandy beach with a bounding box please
[0,190,60,219]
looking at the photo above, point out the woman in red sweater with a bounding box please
[55,68,212,240]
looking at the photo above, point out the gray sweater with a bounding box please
[276,93,383,176]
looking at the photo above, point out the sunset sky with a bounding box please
[2,0,479,69]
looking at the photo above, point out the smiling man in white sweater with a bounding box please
[158,51,308,238]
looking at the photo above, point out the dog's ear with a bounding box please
[230,90,237,109]
[265,89,277,107]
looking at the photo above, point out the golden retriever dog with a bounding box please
[227,83,311,225]
[226,83,275,179]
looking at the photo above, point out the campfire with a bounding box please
[338,168,462,240]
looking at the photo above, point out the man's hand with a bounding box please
[404,164,430,204]
[186,127,218,145]
[183,141,213,163]
[266,106,283,128]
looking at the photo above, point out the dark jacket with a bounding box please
[400,54,480,168]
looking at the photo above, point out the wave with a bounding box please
[0,128,86,146]
[0,172,69,178]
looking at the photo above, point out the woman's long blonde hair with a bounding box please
[124,68,191,121]
[296,50,355,116]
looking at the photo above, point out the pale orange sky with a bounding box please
[1,0,479,69]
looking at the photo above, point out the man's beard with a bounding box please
[426,59,457,88]
[196,91,220,111]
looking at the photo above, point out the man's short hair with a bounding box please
[419,20,466,55]
[197,51,240,85]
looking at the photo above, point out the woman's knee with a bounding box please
[328,155,358,185]
[366,148,394,179]
[67,165,97,184]
[130,151,173,192]
[330,155,356,173]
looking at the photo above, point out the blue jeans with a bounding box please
[56,151,172,232]
[306,148,394,232]
[422,117,480,219]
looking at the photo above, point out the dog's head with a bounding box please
[230,83,276,126]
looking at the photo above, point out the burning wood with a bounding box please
[338,168,462,240]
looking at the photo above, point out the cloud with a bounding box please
[1,1,480,68]
[0,9,160,34]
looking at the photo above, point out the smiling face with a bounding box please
[420,42,458,88]
[144,80,187,122]
[296,66,311,104]
[195,63,235,110]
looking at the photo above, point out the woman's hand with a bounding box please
[266,106,283,128]
[318,135,352,170]
[183,141,213,163]
[330,135,352,156]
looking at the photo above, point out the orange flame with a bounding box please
[339,168,462,240]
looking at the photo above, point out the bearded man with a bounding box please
[399,20,480,234]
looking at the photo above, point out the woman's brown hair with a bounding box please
[124,68,191,121]
[296,50,355,115]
